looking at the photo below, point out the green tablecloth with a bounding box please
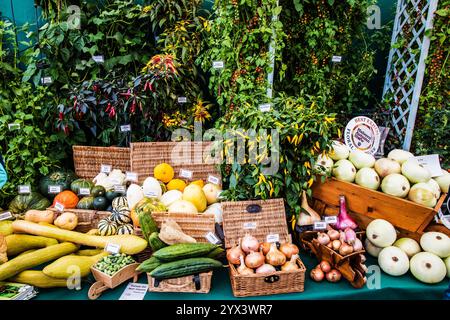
[33,255,449,300]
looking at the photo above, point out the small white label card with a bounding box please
[101,164,112,174]
[415,154,443,177]
[332,55,343,63]
[212,60,225,69]
[92,55,105,63]
[41,76,53,84]
[313,221,327,231]
[0,211,13,221]
[18,185,31,194]
[243,222,257,230]
[8,123,20,131]
[79,188,91,196]
[205,232,221,244]
[119,283,148,301]
[266,234,280,243]
[120,124,131,132]
[114,185,126,193]
[48,185,62,194]
[207,175,221,185]
[105,243,121,254]
[179,169,193,179]
[325,216,338,225]
[144,191,158,198]
[125,171,139,182]
[177,96,187,104]
[54,202,65,212]
[259,103,272,112]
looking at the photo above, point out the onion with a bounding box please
[381,173,411,198]
[335,195,358,230]
[393,238,421,258]
[317,232,331,246]
[332,240,342,251]
[319,260,331,273]
[310,267,325,282]
[365,238,383,257]
[355,168,380,190]
[378,246,409,276]
[237,255,254,275]
[256,263,276,274]
[281,254,300,272]
[332,159,357,182]
[366,219,397,248]
[344,228,357,245]
[241,234,260,253]
[265,243,286,266]
[260,242,271,255]
[402,158,431,184]
[388,149,414,165]
[329,140,350,161]
[326,242,333,249]
[227,243,244,265]
[408,183,437,208]
[314,154,334,174]
[353,238,363,252]
[434,170,450,193]
[349,150,376,169]
[445,256,450,278]
[339,242,354,256]
[360,254,366,263]
[420,232,450,258]
[327,228,340,241]
[410,252,446,284]
[426,179,441,201]
[326,269,342,282]
[279,243,299,259]
[245,251,265,269]
[374,158,401,178]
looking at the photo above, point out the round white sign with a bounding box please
[344,116,381,155]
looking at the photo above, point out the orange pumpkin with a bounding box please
[53,190,79,209]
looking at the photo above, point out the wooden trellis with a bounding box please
[382,0,439,151]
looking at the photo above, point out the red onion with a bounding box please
[326,269,342,282]
[319,260,331,273]
[241,234,260,253]
[344,228,357,245]
[310,268,325,282]
[317,232,331,245]
[256,264,277,274]
[334,195,358,230]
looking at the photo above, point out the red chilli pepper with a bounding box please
[64,126,70,135]
[106,103,112,113]
[109,106,116,118]
[59,112,64,120]
[131,100,136,113]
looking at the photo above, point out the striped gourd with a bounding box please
[110,209,132,225]
[117,224,134,235]
[97,218,118,236]
[112,197,129,210]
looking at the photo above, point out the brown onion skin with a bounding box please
[332,240,341,251]
[226,245,243,265]
[310,268,325,282]
[279,243,299,259]
[326,269,342,282]
[260,242,271,255]
[245,251,265,269]
[319,260,332,273]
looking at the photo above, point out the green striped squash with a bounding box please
[97,218,118,236]
[112,197,129,210]
[110,209,132,225]
[117,224,134,235]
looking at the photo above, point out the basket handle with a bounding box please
[246,204,262,214]
[154,274,202,290]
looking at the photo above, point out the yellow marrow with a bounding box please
[43,252,108,279]
[0,221,13,236]
[9,270,68,288]
[75,249,104,256]
[6,234,58,256]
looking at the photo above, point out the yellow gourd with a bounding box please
[43,251,109,279]
[54,212,78,231]
[25,209,55,224]
[5,234,58,256]
[0,221,13,236]
[0,235,6,264]
[9,270,68,288]
[75,249,104,256]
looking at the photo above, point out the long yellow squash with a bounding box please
[12,220,147,255]
[6,234,58,256]
[0,242,78,281]
[9,270,68,288]
[43,252,109,279]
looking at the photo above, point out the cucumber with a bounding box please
[150,258,222,280]
[206,247,225,259]
[136,256,162,273]
[153,243,220,262]
[148,232,167,252]
[138,212,158,243]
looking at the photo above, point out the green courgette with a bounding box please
[206,246,225,259]
[136,255,162,273]
[150,258,223,280]
[138,212,158,243]
[153,243,220,262]
[148,232,167,252]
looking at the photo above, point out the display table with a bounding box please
[33,254,449,300]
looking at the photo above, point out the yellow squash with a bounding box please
[43,251,109,279]
[5,234,58,257]
[9,270,68,288]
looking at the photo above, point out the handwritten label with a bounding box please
[79,188,90,196]
[105,243,121,254]
[144,191,158,198]
[207,175,220,185]
[114,185,126,193]
[18,185,31,194]
[414,154,442,177]
[179,169,193,179]
[101,164,112,174]
[54,202,65,212]
[0,211,13,221]
[41,76,53,84]
[125,172,138,182]
[119,283,148,301]
[92,55,105,63]
[120,124,131,132]
[266,234,280,243]
[205,232,221,244]
[212,61,224,69]
[8,123,20,131]
[325,216,338,225]
[177,97,187,104]
[243,222,257,230]
[313,221,327,231]
[48,185,62,194]
[259,103,272,112]
[332,55,342,63]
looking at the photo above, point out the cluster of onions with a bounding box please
[316,225,364,256]
[227,234,300,275]
[310,261,342,283]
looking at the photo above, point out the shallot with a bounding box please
[326,269,342,282]
[317,232,331,246]
[327,242,333,249]
[360,254,366,263]
[339,242,354,256]
[310,268,325,282]
[332,240,342,251]
[281,254,300,271]
[266,243,286,266]
[319,260,332,273]
[226,243,243,265]
[334,195,358,230]
[245,250,265,269]
[237,255,254,275]
[344,228,357,245]
[241,234,260,253]
[256,264,277,274]
[327,228,340,241]
[353,238,363,252]
[279,243,299,259]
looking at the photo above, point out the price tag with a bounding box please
[177,97,187,104]
[105,243,121,254]
[144,191,158,198]
[120,124,131,132]
[18,185,31,194]
[325,216,338,225]
[243,222,257,230]
[212,60,225,69]
[259,103,272,112]
[119,283,148,301]
[332,55,343,63]
[414,154,443,177]
[125,172,138,182]
[313,221,327,231]
[54,202,65,212]
[179,169,193,179]
[0,211,13,221]
[101,164,112,174]
[48,185,62,194]
[92,55,105,64]
[41,76,53,84]
[207,175,220,185]
[79,188,91,196]
[266,234,280,243]
[114,185,126,193]
[8,123,20,131]
[205,232,221,244]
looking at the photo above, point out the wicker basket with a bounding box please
[221,199,306,297]
[73,145,131,179]
[130,142,221,184]
[49,208,110,233]
[145,212,217,293]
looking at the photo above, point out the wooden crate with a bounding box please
[311,178,448,241]
[48,208,110,233]
[222,199,306,297]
